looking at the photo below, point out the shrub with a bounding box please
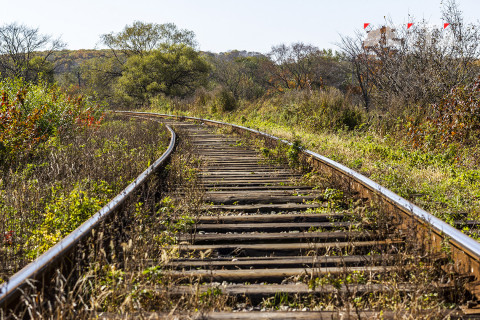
[407,76,480,149]
[194,87,212,106]
[0,77,103,165]
[214,87,237,112]
[27,180,112,256]
[264,88,364,132]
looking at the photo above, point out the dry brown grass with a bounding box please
[0,115,169,282]
[1,121,471,320]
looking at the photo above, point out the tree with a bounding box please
[339,0,480,111]
[83,22,201,105]
[80,56,124,100]
[209,54,244,99]
[268,43,320,90]
[115,44,210,106]
[311,49,349,91]
[339,32,375,110]
[101,21,197,60]
[267,43,347,93]
[209,53,269,100]
[0,23,65,82]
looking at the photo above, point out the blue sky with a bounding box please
[0,0,478,53]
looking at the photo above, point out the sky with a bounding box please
[0,0,479,54]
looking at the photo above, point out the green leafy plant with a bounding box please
[287,139,303,167]
[27,179,112,257]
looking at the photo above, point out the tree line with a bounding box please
[0,20,348,109]
[1,0,479,128]
[78,21,349,109]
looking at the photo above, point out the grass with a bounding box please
[0,114,169,282]
[2,114,471,320]
[147,89,480,238]
[7,127,208,318]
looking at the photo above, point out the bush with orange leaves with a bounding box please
[0,77,103,163]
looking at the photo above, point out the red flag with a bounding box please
[444,23,450,29]
[364,23,370,29]
[407,23,413,29]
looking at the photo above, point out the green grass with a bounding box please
[147,91,480,237]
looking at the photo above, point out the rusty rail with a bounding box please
[116,111,480,292]
[0,122,176,308]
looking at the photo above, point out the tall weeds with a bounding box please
[0,115,169,282]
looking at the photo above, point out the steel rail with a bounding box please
[0,123,176,308]
[116,111,480,282]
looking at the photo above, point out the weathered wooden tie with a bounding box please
[156,121,475,318]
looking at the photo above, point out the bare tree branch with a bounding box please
[0,22,65,82]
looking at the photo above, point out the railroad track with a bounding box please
[2,112,480,319]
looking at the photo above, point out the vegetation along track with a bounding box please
[3,111,480,319]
